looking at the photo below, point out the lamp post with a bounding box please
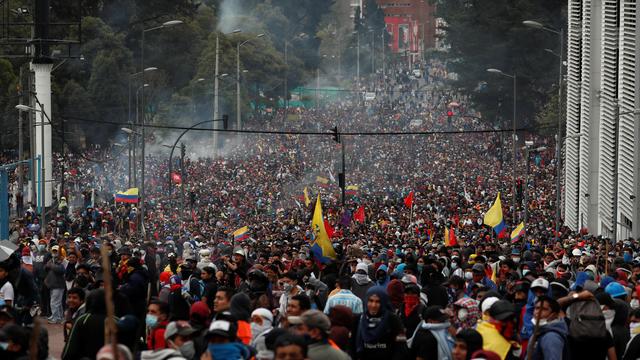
[487,68,517,223]
[214,29,240,153]
[16,103,50,235]
[140,19,182,238]
[235,32,264,130]
[523,20,564,242]
[523,143,548,226]
[121,127,141,189]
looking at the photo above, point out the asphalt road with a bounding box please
[43,320,65,359]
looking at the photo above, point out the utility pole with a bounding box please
[213,34,220,155]
[17,67,23,209]
[180,142,186,216]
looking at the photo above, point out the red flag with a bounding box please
[171,172,182,184]
[404,191,414,208]
[324,219,335,238]
[448,227,458,247]
[353,206,365,223]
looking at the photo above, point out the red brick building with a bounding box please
[376,0,437,57]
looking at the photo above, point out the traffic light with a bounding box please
[331,126,339,143]
[222,114,229,130]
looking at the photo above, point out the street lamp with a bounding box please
[235,32,265,130]
[523,19,564,243]
[487,68,517,223]
[15,104,49,235]
[523,143,548,226]
[213,29,241,154]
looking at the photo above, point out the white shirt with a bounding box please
[0,281,14,303]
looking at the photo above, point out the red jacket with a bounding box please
[147,320,169,350]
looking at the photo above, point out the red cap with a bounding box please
[21,247,30,256]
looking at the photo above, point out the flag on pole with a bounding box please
[316,176,329,188]
[444,226,458,247]
[115,188,139,203]
[303,187,311,207]
[353,206,365,223]
[310,195,337,263]
[233,226,249,242]
[511,222,525,243]
[324,220,335,238]
[404,191,414,208]
[171,172,182,184]
[483,192,505,234]
[345,185,359,196]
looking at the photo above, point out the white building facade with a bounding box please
[565,0,640,240]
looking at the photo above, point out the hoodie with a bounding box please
[376,265,390,287]
[351,273,374,304]
[527,319,569,360]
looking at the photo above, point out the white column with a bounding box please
[30,62,53,207]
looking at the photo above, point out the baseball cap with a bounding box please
[488,300,515,321]
[571,248,582,257]
[472,263,485,273]
[530,278,549,291]
[480,296,499,314]
[165,321,197,340]
[300,310,331,334]
[422,306,449,322]
[207,319,237,339]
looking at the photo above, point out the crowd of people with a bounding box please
[0,59,637,360]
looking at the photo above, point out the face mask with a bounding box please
[417,264,424,272]
[458,308,468,321]
[282,283,293,292]
[451,263,458,270]
[464,272,473,281]
[631,299,640,310]
[37,244,45,252]
[179,341,195,359]
[208,343,244,358]
[251,321,271,336]
[531,318,548,327]
[0,341,8,350]
[522,269,530,276]
[512,257,520,263]
[602,308,615,329]
[630,322,640,335]
[145,314,158,328]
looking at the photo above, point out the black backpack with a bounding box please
[566,299,607,339]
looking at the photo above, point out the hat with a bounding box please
[300,310,331,333]
[585,264,597,274]
[51,245,59,251]
[356,262,368,274]
[233,248,246,257]
[401,274,418,285]
[207,319,237,339]
[605,282,627,299]
[530,278,549,291]
[251,308,274,324]
[165,321,197,340]
[480,296,500,313]
[488,300,515,321]
[96,344,133,360]
[511,249,521,256]
[472,263,485,273]
[190,301,211,319]
[571,248,582,257]
[422,306,449,322]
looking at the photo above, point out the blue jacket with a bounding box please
[466,276,497,294]
[528,319,569,360]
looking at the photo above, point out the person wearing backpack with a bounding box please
[559,289,616,360]
[526,296,569,360]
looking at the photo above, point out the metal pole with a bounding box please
[180,142,186,216]
[316,67,320,108]
[140,29,146,238]
[29,72,36,208]
[127,134,132,188]
[213,33,220,154]
[341,138,346,207]
[512,73,517,223]
[236,42,241,130]
[127,76,132,187]
[524,148,530,226]
[40,109,45,235]
[356,33,360,93]
[17,67,23,203]
[61,117,64,198]
[284,40,288,110]
[371,30,374,74]
[555,28,564,243]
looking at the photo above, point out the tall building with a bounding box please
[564,0,640,240]
[376,0,437,60]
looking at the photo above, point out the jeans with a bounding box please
[50,288,64,321]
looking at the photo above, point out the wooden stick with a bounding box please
[100,243,118,354]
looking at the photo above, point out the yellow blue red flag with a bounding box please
[310,195,336,263]
[511,222,525,243]
[115,188,139,203]
[233,226,249,242]
[483,192,505,234]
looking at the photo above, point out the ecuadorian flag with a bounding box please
[511,222,525,243]
[115,188,139,203]
[310,195,336,263]
[483,192,505,235]
[233,226,249,242]
[345,185,359,196]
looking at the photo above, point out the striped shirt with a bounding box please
[324,289,363,315]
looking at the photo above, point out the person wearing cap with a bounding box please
[467,263,497,295]
[295,310,349,360]
[407,305,455,360]
[250,308,274,359]
[355,286,408,360]
[351,262,374,304]
[324,276,363,316]
[44,244,66,324]
[149,320,197,359]
[476,300,521,360]
[526,295,569,360]
[204,318,250,360]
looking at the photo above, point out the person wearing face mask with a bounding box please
[453,297,481,331]
[351,262,374,304]
[622,308,640,360]
[526,296,569,360]
[476,300,521,360]
[146,300,171,351]
[250,308,274,359]
[401,283,424,335]
[375,264,390,287]
[602,285,631,359]
[295,310,350,360]
[141,320,197,360]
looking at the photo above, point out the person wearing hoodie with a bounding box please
[62,289,111,360]
[452,329,484,360]
[408,305,455,360]
[526,296,569,360]
[606,281,632,358]
[250,308,274,359]
[623,308,640,360]
[351,262,374,304]
[230,293,253,345]
[375,264,390,287]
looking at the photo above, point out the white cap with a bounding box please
[571,248,582,257]
[531,278,549,290]
[481,296,500,313]
[356,262,368,273]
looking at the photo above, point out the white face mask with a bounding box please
[512,257,520,263]
[632,299,640,310]
[251,321,271,336]
[464,272,473,281]
[458,308,468,321]
[451,263,458,270]
[602,307,615,329]
[522,269,530,276]
[531,318,548,327]
[630,322,640,335]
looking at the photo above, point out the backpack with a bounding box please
[566,299,607,339]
